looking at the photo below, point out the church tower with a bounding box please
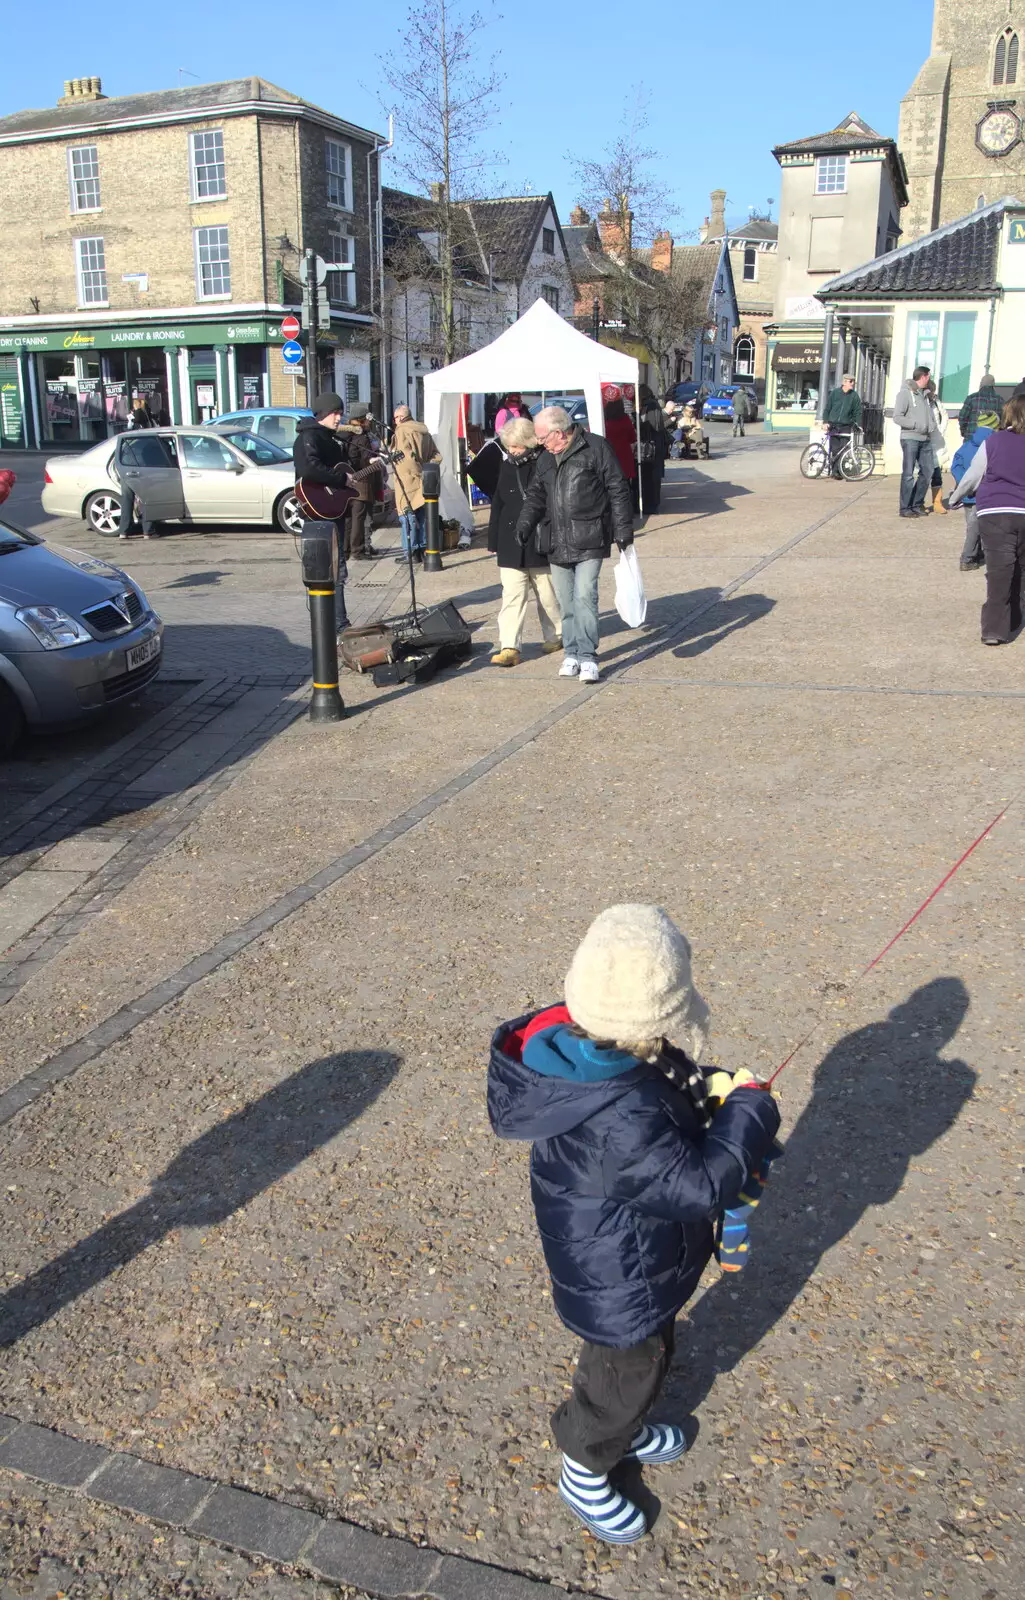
[900,0,1025,238]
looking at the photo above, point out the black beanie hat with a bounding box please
[312,391,344,418]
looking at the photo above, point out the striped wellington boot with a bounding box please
[558,1456,648,1543]
[623,1422,689,1464]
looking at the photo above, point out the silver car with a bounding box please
[0,519,163,756]
[41,427,304,536]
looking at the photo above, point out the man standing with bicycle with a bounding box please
[822,374,862,477]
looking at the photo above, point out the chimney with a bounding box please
[708,188,727,241]
[597,198,632,258]
[569,205,590,225]
[429,180,446,205]
[58,76,106,106]
[651,230,673,273]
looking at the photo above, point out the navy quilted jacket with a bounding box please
[488,1011,781,1347]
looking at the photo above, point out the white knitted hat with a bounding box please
[564,904,710,1060]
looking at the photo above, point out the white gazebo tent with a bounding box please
[422,299,641,525]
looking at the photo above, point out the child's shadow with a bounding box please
[663,976,976,1419]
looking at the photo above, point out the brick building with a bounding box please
[901,0,1025,239]
[699,189,778,395]
[0,76,387,450]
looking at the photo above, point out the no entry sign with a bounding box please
[280,315,301,340]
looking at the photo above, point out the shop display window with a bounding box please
[774,371,820,412]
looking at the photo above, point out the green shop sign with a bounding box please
[0,321,284,354]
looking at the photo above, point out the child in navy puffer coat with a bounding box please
[488,903,780,1545]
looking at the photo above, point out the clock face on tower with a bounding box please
[977,106,1022,157]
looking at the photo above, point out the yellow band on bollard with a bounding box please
[313,681,339,689]
[307,588,336,596]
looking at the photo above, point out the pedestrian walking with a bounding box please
[637,383,668,513]
[390,405,442,565]
[338,404,381,561]
[925,381,950,516]
[516,404,634,683]
[950,425,992,570]
[949,394,1025,644]
[487,417,561,667]
[731,385,750,438]
[893,365,935,517]
[292,391,354,631]
[488,904,780,1545]
[822,373,862,475]
[127,394,156,429]
[958,372,1002,439]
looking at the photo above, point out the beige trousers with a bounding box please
[497,566,561,650]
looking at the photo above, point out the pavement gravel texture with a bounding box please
[1,436,1021,1598]
[0,1477,371,1599]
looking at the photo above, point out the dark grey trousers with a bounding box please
[551,1320,675,1472]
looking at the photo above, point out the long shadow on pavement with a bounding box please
[599,590,776,667]
[0,1047,400,1346]
[663,977,976,1419]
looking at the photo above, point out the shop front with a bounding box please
[0,319,281,450]
[764,333,831,431]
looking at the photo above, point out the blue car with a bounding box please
[210,406,311,451]
[702,384,759,422]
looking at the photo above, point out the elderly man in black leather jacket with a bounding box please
[515,406,634,682]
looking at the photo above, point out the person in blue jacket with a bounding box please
[950,425,993,571]
[488,903,780,1545]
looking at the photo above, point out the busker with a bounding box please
[893,365,935,518]
[516,404,634,683]
[950,425,993,570]
[949,393,1025,644]
[338,403,382,560]
[292,391,356,631]
[488,904,781,1545]
[487,417,561,667]
[390,404,442,565]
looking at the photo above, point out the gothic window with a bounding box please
[734,334,755,377]
[995,29,1019,86]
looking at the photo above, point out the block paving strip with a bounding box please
[0,1416,565,1599]
[0,488,863,1129]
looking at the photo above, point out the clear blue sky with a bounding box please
[4,0,935,238]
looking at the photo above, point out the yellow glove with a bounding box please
[706,1068,761,1111]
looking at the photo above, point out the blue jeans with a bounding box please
[549,557,602,665]
[900,438,934,511]
[400,505,426,555]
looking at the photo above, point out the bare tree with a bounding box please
[631,266,709,391]
[573,93,672,254]
[381,0,501,363]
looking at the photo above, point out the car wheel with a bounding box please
[275,491,305,534]
[85,490,124,536]
[0,682,26,759]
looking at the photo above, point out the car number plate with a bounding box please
[126,635,161,671]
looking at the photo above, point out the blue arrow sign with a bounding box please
[281,339,304,366]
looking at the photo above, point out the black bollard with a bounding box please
[301,520,345,722]
[422,460,443,573]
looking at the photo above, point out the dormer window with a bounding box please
[815,155,847,195]
[995,28,1019,86]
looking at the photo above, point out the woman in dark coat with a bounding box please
[638,383,668,513]
[488,416,562,668]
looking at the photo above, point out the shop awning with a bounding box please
[772,341,828,371]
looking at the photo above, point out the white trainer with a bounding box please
[559,657,580,677]
[578,660,600,683]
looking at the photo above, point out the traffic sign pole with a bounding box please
[305,247,317,397]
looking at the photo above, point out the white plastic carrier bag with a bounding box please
[613,544,647,628]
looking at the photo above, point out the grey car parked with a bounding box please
[0,518,163,757]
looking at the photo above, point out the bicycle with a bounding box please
[800,424,875,482]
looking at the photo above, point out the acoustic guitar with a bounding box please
[294,451,404,522]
